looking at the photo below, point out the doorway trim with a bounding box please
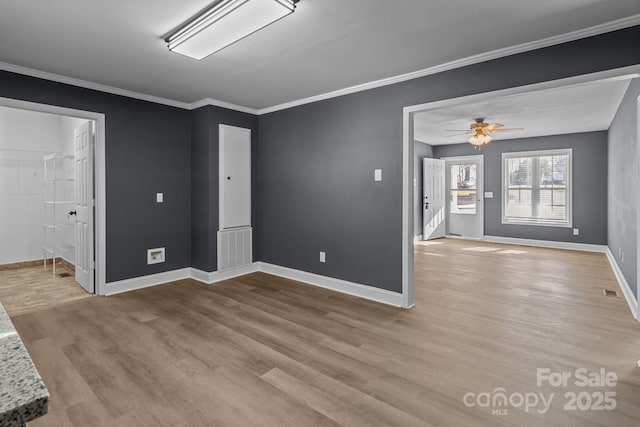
[402,65,640,309]
[0,97,106,295]
[441,155,484,239]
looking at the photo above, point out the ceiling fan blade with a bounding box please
[446,132,472,137]
[484,123,504,131]
[489,128,524,133]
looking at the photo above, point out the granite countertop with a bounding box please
[0,304,49,427]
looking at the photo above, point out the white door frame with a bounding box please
[402,65,640,309]
[0,97,106,295]
[441,155,484,239]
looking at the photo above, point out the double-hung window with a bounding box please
[502,149,572,227]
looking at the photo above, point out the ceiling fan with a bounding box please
[446,118,524,147]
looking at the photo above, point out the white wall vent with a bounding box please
[217,227,252,271]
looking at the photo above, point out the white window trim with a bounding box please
[501,148,573,228]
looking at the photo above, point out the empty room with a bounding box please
[1,1,639,426]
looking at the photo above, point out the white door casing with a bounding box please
[74,121,94,293]
[423,158,446,240]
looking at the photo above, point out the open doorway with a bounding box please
[0,101,103,315]
[402,66,640,309]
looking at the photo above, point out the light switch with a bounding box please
[374,169,382,182]
[156,192,164,203]
[484,192,494,199]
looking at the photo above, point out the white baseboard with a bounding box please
[103,268,191,296]
[482,235,607,253]
[189,264,259,284]
[256,262,405,308]
[413,235,423,244]
[446,234,482,241]
[605,248,639,321]
[102,262,406,309]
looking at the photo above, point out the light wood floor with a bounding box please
[0,263,92,316]
[10,239,640,426]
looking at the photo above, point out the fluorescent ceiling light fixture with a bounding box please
[166,0,298,60]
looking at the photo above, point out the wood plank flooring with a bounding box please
[0,263,91,316]
[9,238,640,426]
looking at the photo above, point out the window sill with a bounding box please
[502,219,572,228]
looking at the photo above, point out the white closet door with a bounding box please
[74,121,94,293]
[219,125,251,230]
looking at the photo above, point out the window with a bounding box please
[502,149,572,227]
[449,163,477,214]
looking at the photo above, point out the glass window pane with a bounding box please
[503,150,570,225]
[539,189,567,220]
[451,164,476,190]
[508,158,529,186]
[450,190,476,214]
[506,188,532,218]
[552,155,567,186]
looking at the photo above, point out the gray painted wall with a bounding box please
[414,142,434,237]
[0,26,638,291]
[608,78,640,299]
[0,72,257,283]
[191,105,259,273]
[0,73,194,283]
[0,72,193,283]
[433,132,608,244]
[258,26,639,293]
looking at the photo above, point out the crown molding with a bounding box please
[0,61,259,114]
[257,14,640,115]
[2,14,639,116]
[189,98,258,114]
[0,61,193,109]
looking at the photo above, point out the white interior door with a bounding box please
[423,158,446,240]
[74,121,94,293]
[219,124,251,230]
[445,156,483,239]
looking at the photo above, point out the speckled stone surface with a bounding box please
[0,303,49,427]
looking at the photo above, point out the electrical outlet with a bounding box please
[156,192,164,203]
[319,251,326,263]
[374,169,382,182]
[573,228,579,236]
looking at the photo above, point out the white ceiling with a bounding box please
[413,78,633,145]
[0,1,639,111]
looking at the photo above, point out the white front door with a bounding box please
[445,155,483,239]
[423,158,446,240]
[74,121,94,293]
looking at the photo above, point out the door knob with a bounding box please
[68,210,77,217]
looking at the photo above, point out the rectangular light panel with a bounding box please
[167,0,296,60]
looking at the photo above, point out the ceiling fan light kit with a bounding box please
[446,118,523,148]
[468,131,492,147]
[166,0,299,60]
